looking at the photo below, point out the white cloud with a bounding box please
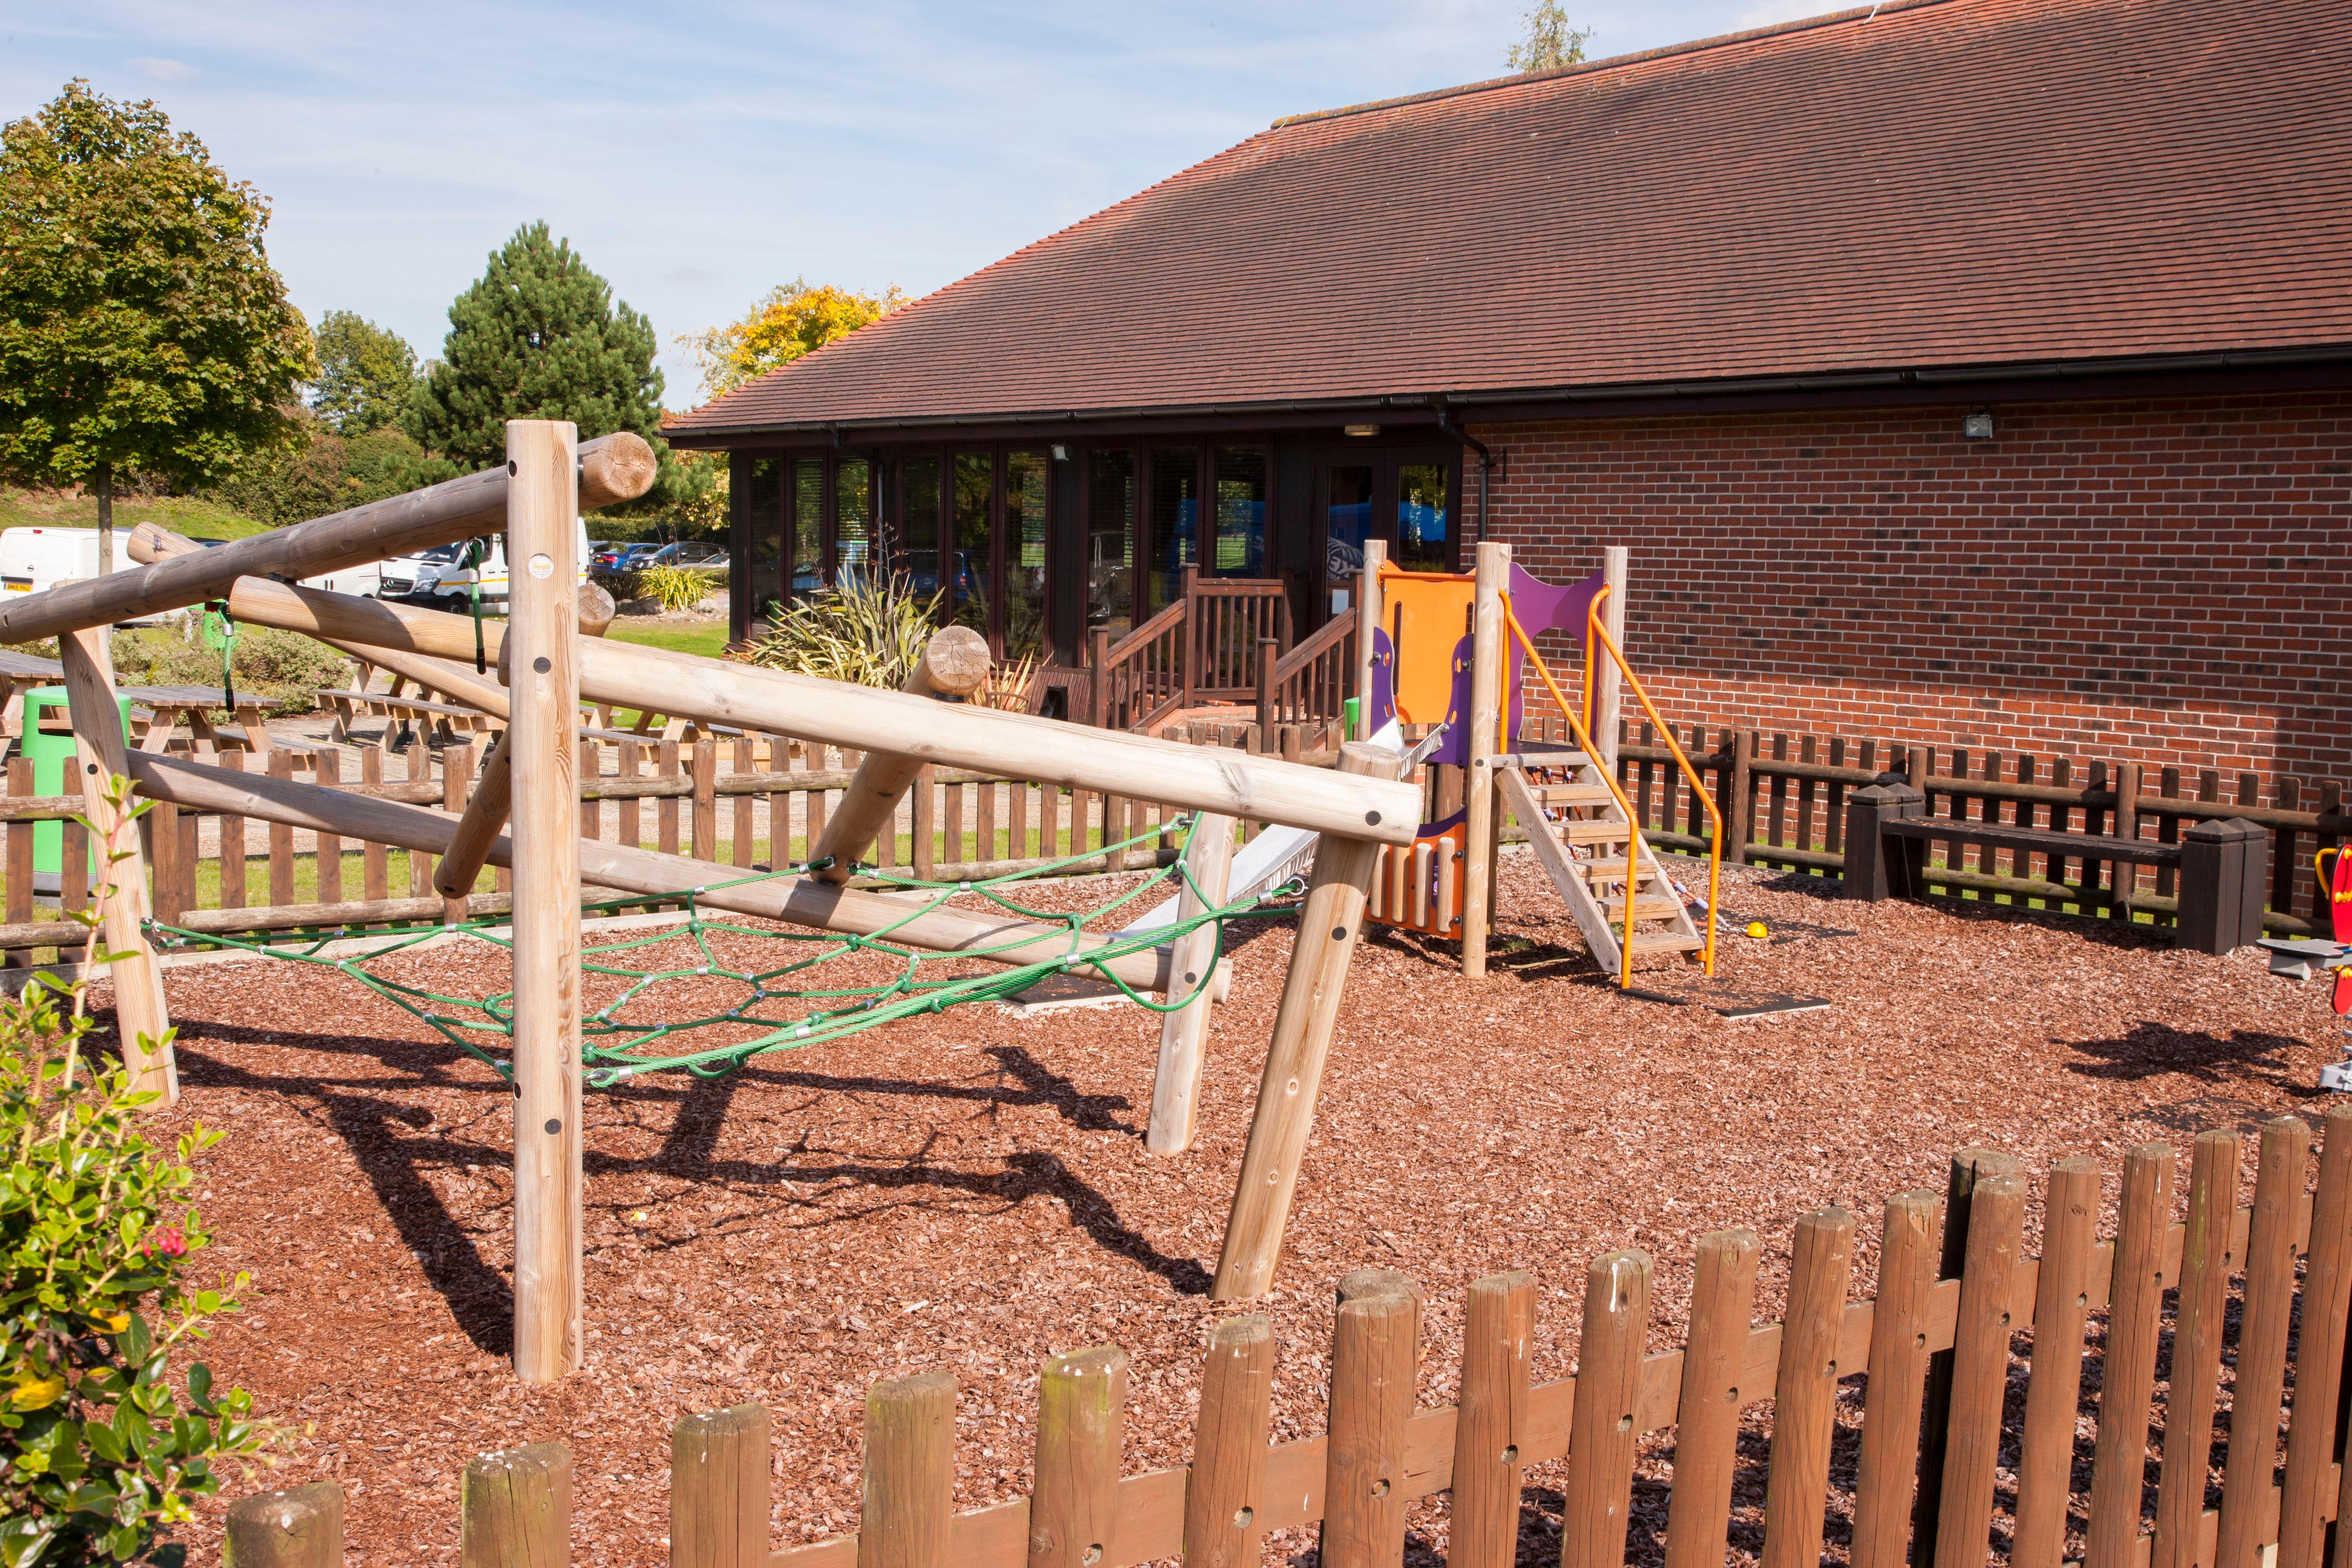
[129,56,196,81]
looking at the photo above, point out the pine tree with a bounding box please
[409,222,691,501]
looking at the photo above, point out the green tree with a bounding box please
[310,309,415,435]
[1507,1,1592,71]
[408,221,699,506]
[0,81,312,573]
[683,279,905,401]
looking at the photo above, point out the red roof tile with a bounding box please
[668,0,2352,439]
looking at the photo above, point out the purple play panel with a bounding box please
[1427,565,1604,766]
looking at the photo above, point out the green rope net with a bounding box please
[143,815,1295,1085]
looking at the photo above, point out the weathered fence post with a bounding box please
[1761,1208,1854,1568]
[672,1403,771,1568]
[1841,782,1924,901]
[2176,815,2244,953]
[2086,1143,2177,1568]
[1560,1249,1653,1568]
[860,1372,956,1568]
[1254,636,1277,732]
[1461,540,1509,978]
[1029,1348,1128,1568]
[1850,1191,1940,1568]
[462,1441,571,1568]
[1184,1316,1274,1568]
[1451,1271,1535,1568]
[1322,1270,1421,1568]
[1914,1149,2022,1564]
[224,1481,344,1568]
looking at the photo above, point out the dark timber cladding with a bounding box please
[666,0,2352,662]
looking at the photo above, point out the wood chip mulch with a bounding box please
[100,853,2342,1565]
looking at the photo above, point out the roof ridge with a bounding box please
[1269,0,1953,130]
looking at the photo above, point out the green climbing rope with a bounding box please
[143,813,1297,1085]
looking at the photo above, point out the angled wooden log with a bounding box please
[122,750,1215,998]
[433,731,513,900]
[59,624,175,1101]
[1,431,652,644]
[810,626,990,881]
[1145,810,1237,1155]
[206,576,1425,844]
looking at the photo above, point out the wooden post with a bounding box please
[1354,539,1385,741]
[691,737,718,863]
[1593,545,1627,771]
[2277,1107,2352,1568]
[1560,1249,1653,1568]
[505,418,582,1385]
[1760,1208,1854,1568]
[2153,1130,2239,1568]
[1461,540,1509,979]
[1083,626,1109,729]
[2085,1143,2177,1568]
[2011,1158,2100,1568]
[810,627,990,882]
[1029,1347,1128,1568]
[224,1481,343,1568]
[461,1441,570,1568]
[1913,1148,2021,1565]
[57,624,173,1101]
[2112,759,2141,919]
[440,741,474,921]
[1146,811,1237,1155]
[1661,1230,1760,1568]
[1211,742,1404,1298]
[1851,1191,1942,1568]
[1322,1270,1421,1568]
[859,1372,956,1568]
[1928,1169,2027,1568]
[1253,637,1277,732]
[1183,1316,1274,1568]
[433,732,511,900]
[1450,1271,1534,1568]
[2213,1117,2308,1568]
[671,1404,771,1568]
[1728,729,1757,865]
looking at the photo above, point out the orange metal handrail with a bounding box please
[1504,609,1644,988]
[1583,606,1724,976]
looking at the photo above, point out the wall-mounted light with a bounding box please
[1050,443,1071,461]
[1962,411,1995,441]
[1342,423,1380,438]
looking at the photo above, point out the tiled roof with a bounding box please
[668,0,2352,439]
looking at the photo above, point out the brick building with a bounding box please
[666,0,2352,781]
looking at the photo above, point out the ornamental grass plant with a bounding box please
[730,567,942,688]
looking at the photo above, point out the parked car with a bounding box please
[378,516,591,608]
[591,541,661,578]
[638,541,728,572]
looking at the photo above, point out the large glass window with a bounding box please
[1087,451,1135,641]
[791,457,825,598]
[835,456,873,584]
[1395,462,1450,574]
[1212,446,1266,575]
[900,456,942,603]
[1146,451,1198,614]
[952,452,993,638]
[1004,450,1048,661]
[743,457,784,629]
[1324,464,1375,615]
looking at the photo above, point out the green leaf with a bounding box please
[0,1515,56,1568]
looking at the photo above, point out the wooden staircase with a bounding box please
[1492,741,1706,974]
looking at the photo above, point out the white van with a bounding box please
[378,516,593,607]
[0,527,385,603]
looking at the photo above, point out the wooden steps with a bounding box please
[1493,751,1708,980]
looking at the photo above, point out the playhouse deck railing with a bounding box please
[219,1117,2352,1568]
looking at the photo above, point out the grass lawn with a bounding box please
[606,621,732,659]
[0,486,271,542]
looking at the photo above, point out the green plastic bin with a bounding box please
[18,687,132,896]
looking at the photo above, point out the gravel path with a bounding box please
[113,852,2342,1565]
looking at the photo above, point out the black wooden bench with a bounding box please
[1844,782,2267,954]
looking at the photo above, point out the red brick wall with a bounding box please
[1472,388,2351,784]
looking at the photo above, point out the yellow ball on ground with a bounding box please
[1745,920,1769,939]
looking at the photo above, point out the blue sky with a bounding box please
[5,1,1844,407]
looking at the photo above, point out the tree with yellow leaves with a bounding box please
[682,279,906,400]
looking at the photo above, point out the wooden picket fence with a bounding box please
[222,1113,2352,1568]
[1513,718,2347,937]
[0,720,1348,969]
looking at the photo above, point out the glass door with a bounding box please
[1312,448,1457,624]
